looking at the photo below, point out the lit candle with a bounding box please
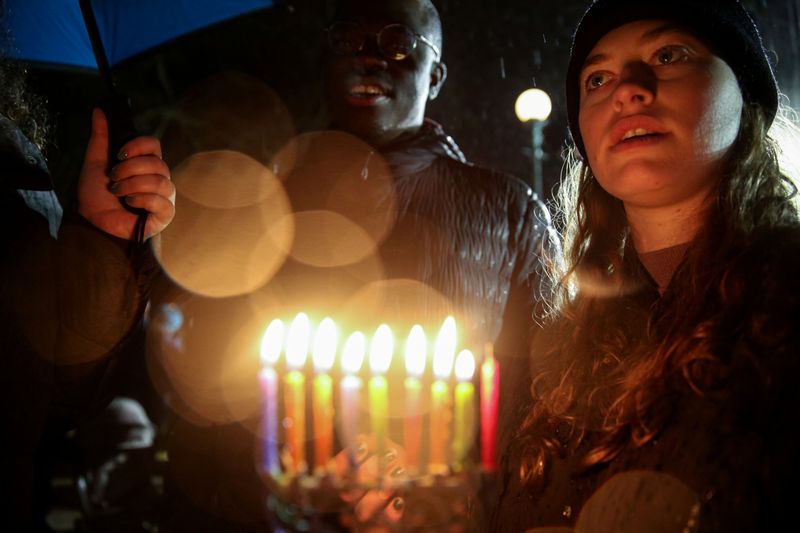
[481,342,499,471]
[453,349,476,469]
[284,312,310,474]
[430,316,456,475]
[340,331,366,469]
[369,324,393,464]
[403,325,426,475]
[259,319,284,476]
[312,317,337,475]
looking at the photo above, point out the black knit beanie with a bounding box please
[566,0,779,159]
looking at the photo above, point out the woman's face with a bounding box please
[578,20,743,211]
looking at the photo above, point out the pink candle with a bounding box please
[339,332,366,470]
[480,342,499,471]
[259,319,284,476]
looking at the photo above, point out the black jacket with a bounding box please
[0,114,155,528]
[492,226,800,532]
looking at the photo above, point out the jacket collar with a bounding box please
[378,118,469,178]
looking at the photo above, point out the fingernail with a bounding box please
[383,448,397,462]
[117,150,128,161]
[108,182,119,193]
[390,467,405,478]
[355,442,368,459]
[125,194,138,203]
[391,497,404,512]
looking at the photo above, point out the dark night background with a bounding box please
[24,0,800,206]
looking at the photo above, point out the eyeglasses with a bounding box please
[326,21,441,62]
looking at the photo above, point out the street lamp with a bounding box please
[515,88,552,198]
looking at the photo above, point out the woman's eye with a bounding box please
[654,45,690,65]
[585,72,610,91]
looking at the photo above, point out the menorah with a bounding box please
[256,313,500,530]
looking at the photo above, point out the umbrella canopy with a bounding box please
[5,0,278,70]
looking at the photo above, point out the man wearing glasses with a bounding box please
[159,0,557,530]
[324,0,447,148]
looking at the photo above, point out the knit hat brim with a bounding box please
[566,0,778,159]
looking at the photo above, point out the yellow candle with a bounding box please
[404,325,426,474]
[453,350,476,468]
[284,313,310,475]
[312,318,337,475]
[369,324,393,464]
[429,316,456,474]
[340,332,365,469]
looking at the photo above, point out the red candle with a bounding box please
[480,342,499,471]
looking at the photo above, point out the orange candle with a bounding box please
[283,313,310,475]
[311,318,337,475]
[403,325,426,475]
[481,343,499,471]
[453,349,476,468]
[369,324,393,464]
[429,317,456,475]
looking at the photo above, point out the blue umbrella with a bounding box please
[5,0,279,241]
[5,0,278,71]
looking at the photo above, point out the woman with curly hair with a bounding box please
[492,0,800,531]
[1,9,176,528]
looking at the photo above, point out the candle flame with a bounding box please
[433,316,457,379]
[341,331,366,374]
[404,325,427,377]
[369,324,393,374]
[285,312,310,369]
[454,349,476,381]
[260,319,284,365]
[312,317,338,372]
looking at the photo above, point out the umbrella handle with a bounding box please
[103,94,150,245]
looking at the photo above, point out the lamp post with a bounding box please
[515,88,552,198]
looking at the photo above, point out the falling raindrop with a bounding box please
[500,56,506,79]
[361,151,374,180]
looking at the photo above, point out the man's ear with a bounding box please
[428,62,447,100]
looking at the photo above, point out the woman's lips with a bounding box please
[608,115,669,151]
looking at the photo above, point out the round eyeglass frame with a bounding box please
[326,21,441,62]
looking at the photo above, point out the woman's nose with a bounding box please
[612,62,656,112]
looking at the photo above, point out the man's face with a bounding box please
[324,0,443,147]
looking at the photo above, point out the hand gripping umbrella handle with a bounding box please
[104,94,150,245]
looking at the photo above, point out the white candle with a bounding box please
[340,331,366,470]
